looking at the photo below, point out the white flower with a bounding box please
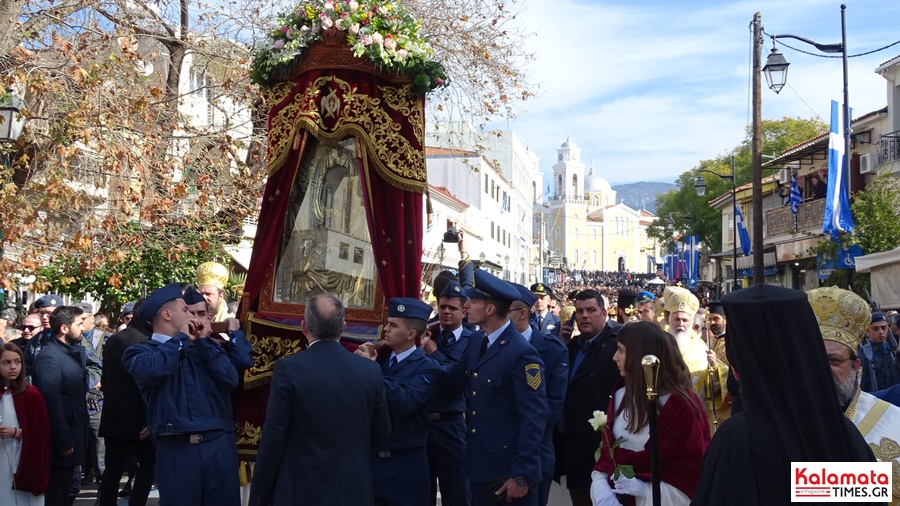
[336,19,347,31]
[324,1,335,10]
[271,39,285,50]
[348,1,359,12]
[396,48,408,59]
[361,34,373,46]
[588,410,607,431]
[383,37,396,50]
[349,23,360,34]
[372,32,383,44]
[321,17,334,29]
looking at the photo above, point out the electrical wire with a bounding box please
[762,29,900,58]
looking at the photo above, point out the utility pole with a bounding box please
[751,12,764,284]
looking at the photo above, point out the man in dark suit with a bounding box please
[250,294,391,506]
[449,269,547,506]
[556,289,621,506]
[356,298,440,506]
[33,305,89,506]
[509,283,567,506]
[98,302,157,506]
[529,283,560,339]
[421,280,473,506]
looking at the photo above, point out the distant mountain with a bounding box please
[611,182,677,214]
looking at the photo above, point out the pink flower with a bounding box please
[361,34,373,46]
[383,36,396,50]
[285,29,297,39]
[397,48,408,59]
[436,78,445,86]
[349,23,360,34]
[272,39,285,50]
[372,32,383,44]
[324,1,334,10]
[336,19,347,31]
[321,17,334,29]
[280,26,288,33]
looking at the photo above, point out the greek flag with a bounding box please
[735,204,751,256]
[822,100,855,240]
[790,172,802,230]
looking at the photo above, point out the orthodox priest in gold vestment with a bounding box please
[662,286,729,432]
[808,287,900,506]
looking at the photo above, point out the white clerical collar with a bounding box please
[390,346,416,364]
[486,319,511,348]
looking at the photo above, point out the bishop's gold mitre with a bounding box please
[196,261,229,291]
[662,286,700,317]
[807,286,870,351]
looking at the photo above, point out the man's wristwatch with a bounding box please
[514,475,528,487]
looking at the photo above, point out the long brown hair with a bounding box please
[1,342,27,394]
[615,321,699,432]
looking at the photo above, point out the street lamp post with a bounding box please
[0,88,25,262]
[694,156,738,291]
[753,5,850,284]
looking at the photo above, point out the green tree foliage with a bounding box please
[648,116,827,252]
[34,220,228,314]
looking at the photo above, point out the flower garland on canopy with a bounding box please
[251,0,448,95]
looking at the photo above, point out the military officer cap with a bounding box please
[34,294,64,309]
[530,283,552,297]
[617,289,638,310]
[467,270,520,304]
[708,301,726,317]
[137,283,185,323]
[121,301,136,316]
[388,298,432,322]
[76,302,94,314]
[439,280,467,301]
[183,285,207,306]
[511,283,538,307]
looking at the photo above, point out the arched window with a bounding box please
[557,174,563,196]
[573,228,579,239]
[573,249,579,265]
[555,227,560,240]
[592,195,598,206]
[593,229,598,240]
[618,256,626,272]
[592,250,598,265]
[572,174,578,196]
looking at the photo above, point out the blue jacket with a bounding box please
[123,333,239,436]
[451,322,547,486]
[376,347,440,451]
[530,311,561,339]
[32,337,89,467]
[526,324,568,436]
[427,323,472,413]
[858,339,899,392]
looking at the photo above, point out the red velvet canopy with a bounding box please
[234,31,426,458]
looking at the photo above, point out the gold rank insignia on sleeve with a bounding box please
[525,364,542,390]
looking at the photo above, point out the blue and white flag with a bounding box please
[789,173,802,215]
[822,100,855,240]
[735,204,751,256]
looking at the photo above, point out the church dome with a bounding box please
[560,135,576,149]
[584,162,612,194]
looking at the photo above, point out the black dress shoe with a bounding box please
[119,482,133,497]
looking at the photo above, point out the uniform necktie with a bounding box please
[537,315,543,328]
[478,335,488,359]
[389,356,398,368]
[441,329,455,348]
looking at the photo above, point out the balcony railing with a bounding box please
[766,198,825,237]
[878,130,900,166]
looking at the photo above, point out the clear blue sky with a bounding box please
[504,0,900,189]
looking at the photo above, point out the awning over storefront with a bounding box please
[856,247,900,309]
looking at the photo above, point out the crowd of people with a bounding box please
[1,241,899,505]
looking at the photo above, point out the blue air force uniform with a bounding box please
[529,284,561,339]
[372,298,441,506]
[426,281,472,506]
[123,284,241,506]
[511,283,568,506]
[450,271,547,506]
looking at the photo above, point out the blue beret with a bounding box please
[34,294,64,309]
[137,283,184,323]
[871,311,886,324]
[121,301,136,315]
[466,270,520,304]
[637,291,655,302]
[511,283,538,307]
[387,298,433,322]
[439,280,467,300]
[183,286,207,306]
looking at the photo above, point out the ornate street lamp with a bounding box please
[0,89,25,143]
[694,156,738,291]
[761,45,789,94]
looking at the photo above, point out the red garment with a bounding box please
[11,385,51,496]
[593,382,710,503]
